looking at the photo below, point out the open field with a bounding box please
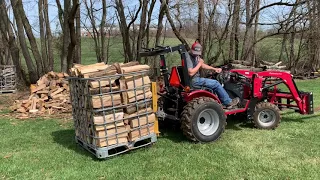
[50,37,285,72]
[0,79,319,179]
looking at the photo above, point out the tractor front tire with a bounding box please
[180,97,226,143]
[253,102,281,129]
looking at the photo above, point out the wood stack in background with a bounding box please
[229,60,290,73]
[10,71,70,115]
[0,65,16,93]
[229,60,319,79]
[69,62,156,150]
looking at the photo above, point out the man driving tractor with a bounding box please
[185,42,240,109]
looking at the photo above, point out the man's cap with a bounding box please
[191,42,202,56]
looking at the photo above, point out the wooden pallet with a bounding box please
[75,136,129,159]
[0,89,16,94]
[75,133,157,159]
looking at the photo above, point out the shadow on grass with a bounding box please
[226,115,254,130]
[51,129,97,160]
[158,120,187,143]
[157,116,255,143]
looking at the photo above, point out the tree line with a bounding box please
[0,0,319,85]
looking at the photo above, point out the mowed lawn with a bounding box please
[0,78,319,179]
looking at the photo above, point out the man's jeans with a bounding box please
[192,77,232,106]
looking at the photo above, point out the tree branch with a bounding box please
[127,0,142,30]
[249,0,307,25]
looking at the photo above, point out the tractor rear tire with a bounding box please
[180,97,226,142]
[253,102,281,129]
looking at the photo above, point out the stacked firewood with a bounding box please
[230,60,319,79]
[70,62,155,147]
[10,72,71,114]
[119,66,155,142]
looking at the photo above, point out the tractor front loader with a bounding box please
[139,44,314,143]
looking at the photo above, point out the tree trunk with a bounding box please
[209,1,232,64]
[278,33,287,62]
[44,0,54,71]
[39,0,49,72]
[315,0,320,69]
[242,0,254,62]
[204,1,218,61]
[0,0,26,84]
[10,0,38,83]
[155,1,165,47]
[56,0,64,32]
[83,0,102,62]
[136,0,148,63]
[74,0,81,64]
[197,0,204,45]
[144,0,156,64]
[229,0,240,60]
[0,33,4,65]
[242,0,260,64]
[306,0,319,71]
[67,2,80,71]
[16,0,44,76]
[162,0,190,50]
[61,0,71,72]
[101,0,107,63]
[252,0,260,66]
[115,0,134,62]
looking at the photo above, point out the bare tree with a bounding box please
[229,0,240,60]
[0,0,25,84]
[74,0,81,64]
[44,0,54,71]
[60,0,70,72]
[162,0,190,50]
[67,0,80,71]
[39,0,49,72]
[100,0,107,63]
[155,0,166,47]
[10,0,38,83]
[307,0,320,71]
[15,0,44,75]
[82,0,108,63]
[197,0,204,45]
[115,0,141,62]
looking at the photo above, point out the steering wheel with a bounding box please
[213,70,249,85]
[216,71,231,84]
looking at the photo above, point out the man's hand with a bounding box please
[214,68,222,73]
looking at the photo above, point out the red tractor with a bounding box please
[140,45,314,143]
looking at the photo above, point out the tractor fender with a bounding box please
[184,90,221,104]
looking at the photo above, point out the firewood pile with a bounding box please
[230,60,319,79]
[10,72,71,115]
[68,61,156,150]
[230,60,289,72]
[0,65,16,92]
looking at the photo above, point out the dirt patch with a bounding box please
[0,91,73,121]
[0,91,29,109]
[0,110,72,120]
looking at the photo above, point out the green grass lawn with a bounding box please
[0,79,319,179]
